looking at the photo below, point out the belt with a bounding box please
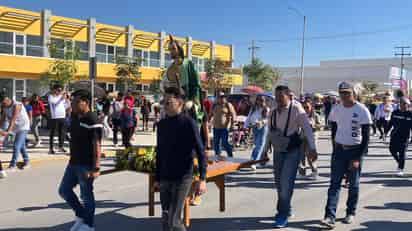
[335,143,361,150]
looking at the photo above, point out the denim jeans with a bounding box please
[31,116,42,143]
[325,146,362,220]
[58,164,95,227]
[213,128,233,157]
[10,130,29,167]
[160,178,193,231]
[251,126,268,161]
[273,148,301,218]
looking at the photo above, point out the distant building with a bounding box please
[278,57,412,94]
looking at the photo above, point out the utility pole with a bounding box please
[299,16,306,97]
[395,46,411,95]
[248,40,260,63]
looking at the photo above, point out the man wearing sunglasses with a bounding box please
[321,81,372,229]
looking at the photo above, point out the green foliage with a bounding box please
[362,81,379,95]
[243,58,281,91]
[115,56,142,92]
[205,58,227,94]
[41,41,84,88]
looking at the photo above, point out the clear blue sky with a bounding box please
[3,0,412,67]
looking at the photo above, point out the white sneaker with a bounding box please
[343,214,355,224]
[70,217,84,231]
[309,172,318,180]
[77,223,94,231]
[396,169,404,177]
[0,170,7,179]
[250,165,257,172]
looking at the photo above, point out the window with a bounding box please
[50,38,65,59]
[26,35,43,57]
[149,51,160,67]
[165,53,173,67]
[192,57,205,72]
[75,41,88,61]
[0,31,14,54]
[107,45,115,63]
[143,50,149,66]
[96,44,106,63]
[116,46,127,61]
[15,34,25,56]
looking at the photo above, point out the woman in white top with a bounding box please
[245,95,270,169]
[0,97,30,170]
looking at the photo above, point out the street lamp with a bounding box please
[288,6,306,96]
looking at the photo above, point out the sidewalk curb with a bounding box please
[1,155,69,169]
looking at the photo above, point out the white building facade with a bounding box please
[277,57,412,94]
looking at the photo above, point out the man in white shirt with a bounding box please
[321,82,372,229]
[48,84,67,154]
[374,96,393,141]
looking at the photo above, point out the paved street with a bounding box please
[0,131,412,231]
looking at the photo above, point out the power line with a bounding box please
[248,40,260,62]
[255,23,412,43]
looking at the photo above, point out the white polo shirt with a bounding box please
[328,102,372,145]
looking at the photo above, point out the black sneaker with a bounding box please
[49,149,55,155]
[59,148,67,153]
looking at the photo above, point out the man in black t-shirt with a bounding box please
[58,90,102,231]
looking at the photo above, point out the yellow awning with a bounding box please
[0,11,40,31]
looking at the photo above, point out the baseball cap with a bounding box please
[400,96,411,105]
[338,81,354,93]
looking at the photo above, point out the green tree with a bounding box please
[362,81,379,96]
[149,68,165,101]
[115,56,142,93]
[41,41,83,89]
[243,58,281,91]
[205,58,227,95]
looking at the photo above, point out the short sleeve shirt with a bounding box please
[328,102,372,145]
[69,112,103,167]
[212,102,236,129]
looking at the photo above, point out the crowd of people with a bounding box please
[1,35,411,231]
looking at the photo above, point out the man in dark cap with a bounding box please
[385,96,412,177]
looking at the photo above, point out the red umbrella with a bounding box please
[241,85,264,94]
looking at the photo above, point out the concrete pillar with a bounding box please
[230,44,235,68]
[210,40,216,60]
[186,36,192,61]
[41,9,51,57]
[127,24,134,58]
[88,18,96,58]
[159,31,166,68]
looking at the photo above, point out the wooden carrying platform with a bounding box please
[102,157,262,227]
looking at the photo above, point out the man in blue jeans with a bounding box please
[321,82,372,229]
[0,97,31,171]
[211,92,236,157]
[58,90,103,231]
[269,86,318,228]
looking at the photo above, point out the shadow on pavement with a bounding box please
[0,214,280,231]
[352,221,412,231]
[364,202,412,212]
[18,200,159,212]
